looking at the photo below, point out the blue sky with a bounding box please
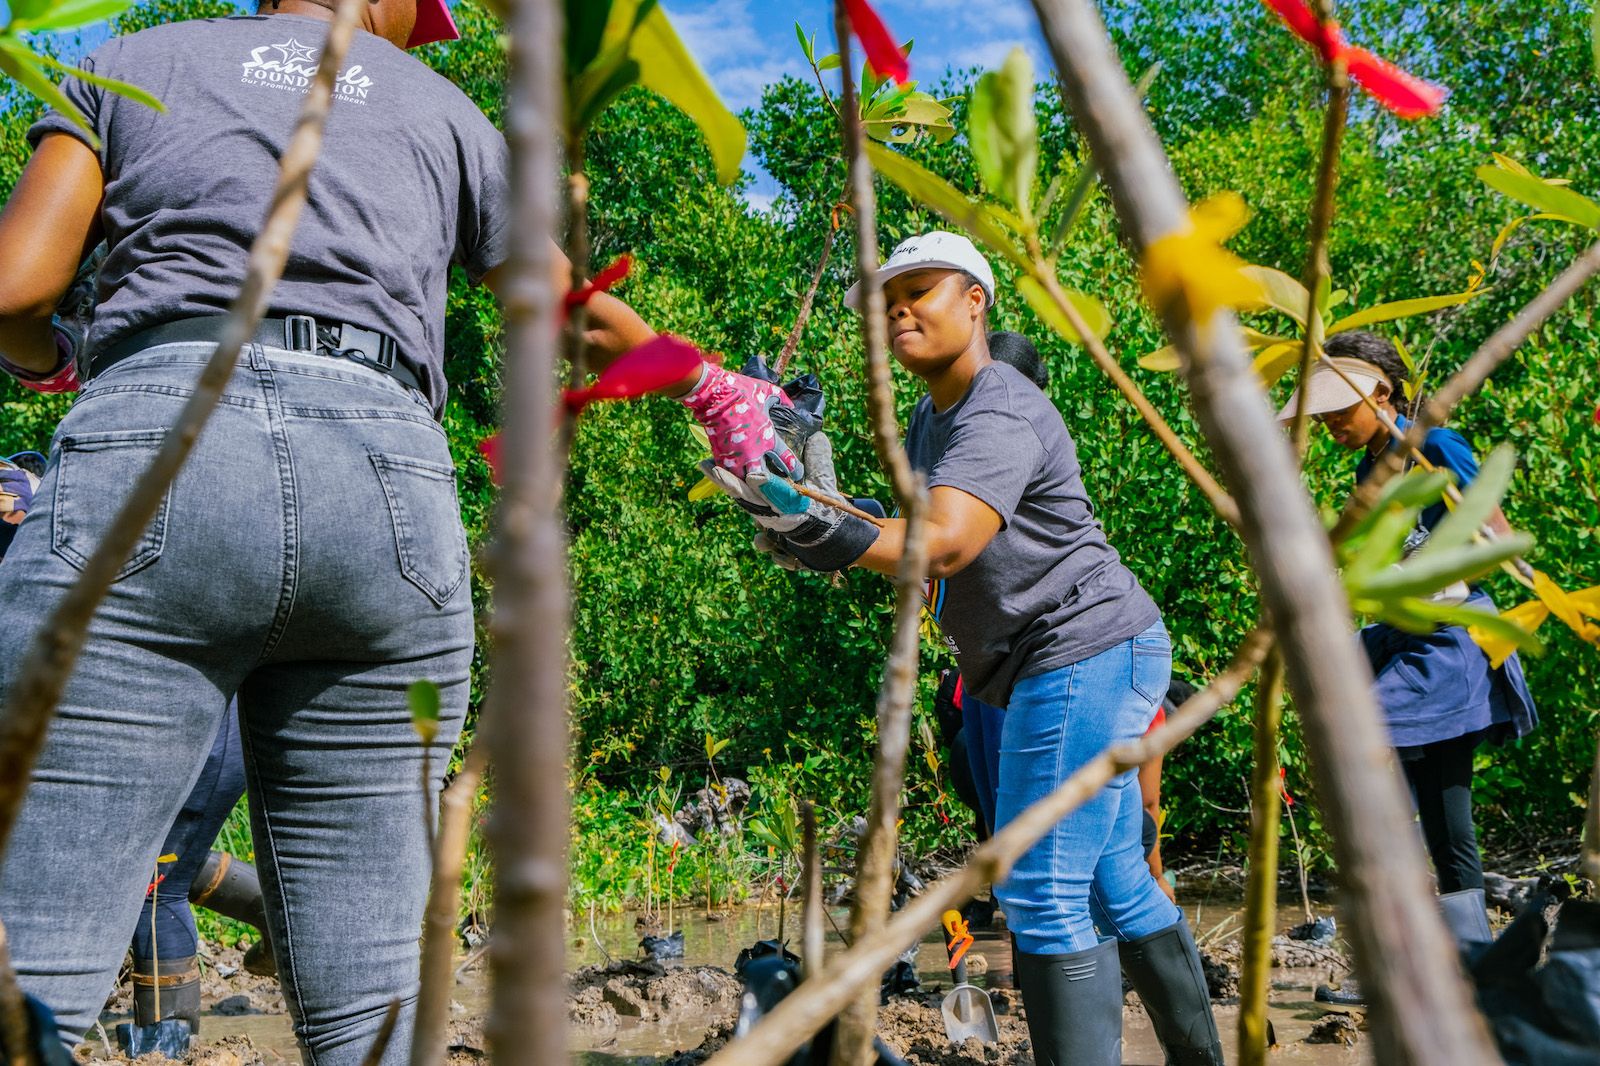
[661,0,1049,206]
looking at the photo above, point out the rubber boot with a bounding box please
[190,850,276,976]
[1439,888,1494,949]
[119,953,199,1057]
[1014,938,1123,1066]
[1118,919,1225,1066]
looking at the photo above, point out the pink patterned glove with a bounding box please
[677,362,799,477]
[1,325,80,394]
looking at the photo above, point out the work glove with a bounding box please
[0,245,100,395]
[707,431,881,573]
[677,359,801,479]
[0,463,39,525]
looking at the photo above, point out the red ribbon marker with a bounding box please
[1279,766,1296,807]
[1263,0,1446,119]
[843,0,909,85]
[563,254,633,314]
[561,334,705,415]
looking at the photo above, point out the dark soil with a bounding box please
[567,960,743,1033]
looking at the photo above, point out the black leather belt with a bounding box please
[89,315,423,394]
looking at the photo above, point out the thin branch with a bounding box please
[411,743,488,1066]
[1239,650,1285,1066]
[1333,241,1600,539]
[829,5,930,1062]
[359,1000,403,1066]
[1289,21,1349,457]
[1583,743,1600,884]
[705,628,1272,1066]
[775,220,839,375]
[0,0,365,863]
[1031,1,1502,1061]
[485,1,568,1065]
[1031,261,1242,528]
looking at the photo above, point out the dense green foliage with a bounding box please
[0,0,1595,912]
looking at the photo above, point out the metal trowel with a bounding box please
[940,909,999,1044]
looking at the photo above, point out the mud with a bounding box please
[74,1034,268,1065]
[568,960,742,1033]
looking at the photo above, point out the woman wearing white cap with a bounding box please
[1284,330,1536,977]
[712,231,1223,1065]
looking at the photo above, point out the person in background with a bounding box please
[1283,329,1536,975]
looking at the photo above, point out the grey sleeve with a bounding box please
[454,110,511,282]
[26,49,110,157]
[927,391,1044,529]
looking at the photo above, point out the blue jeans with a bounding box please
[0,343,470,1064]
[961,692,1004,835]
[995,621,1180,954]
[130,702,247,965]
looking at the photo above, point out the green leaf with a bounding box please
[0,42,97,147]
[26,50,163,112]
[1327,289,1482,333]
[1239,265,1309,325]
[1593,0,1600,76]
[1416,445,1516,559]
[631,4,746,184]
[967,47,1037,222]
[1357,534,1534,600]
[1342,506,1418,589]
[408,679,441,745]
[864,141,1026,266]
[1338,469,1454,548]
[6,0,55,23]
[816,52,841,71]
[794,21,813,65]
[11,0,134,32]
[1048,159,1098,252]
[565,0,617,74]
[1017,274,1111,344]
[1476,164,1600,230]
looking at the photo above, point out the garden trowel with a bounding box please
[940,909,999,1045]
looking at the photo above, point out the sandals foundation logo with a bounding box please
[241,38,375,104]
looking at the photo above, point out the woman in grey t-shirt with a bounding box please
[712,231,1222,1065]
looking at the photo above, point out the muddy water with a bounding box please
[101,896,1368,1064]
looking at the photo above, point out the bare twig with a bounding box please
[776,221,839,375]
[829,5,930,1061]
[0,0,366,864]
[1584,744,1600,884]
[705,628,1272,1066]
[359,1000,403,1066]
[411,743,487,1066]
[1239,650,1285,1066]
[1030,262,1241,528]
[485,1,569,1065]
[789,482,886,526]
[1031,1,1502,1061]
[1289,8,1349,457]
[801,802,824,978]
[1334,241,1600,538]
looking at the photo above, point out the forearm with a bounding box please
[0,313,61,375]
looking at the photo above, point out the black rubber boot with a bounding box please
[1440,888,1494,949]
[131,953,202,1033]
[190,850,276,976]
[1014,938,1123,1066]
[1118,919,1225,1066]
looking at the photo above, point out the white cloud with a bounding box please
[663,0,806,110]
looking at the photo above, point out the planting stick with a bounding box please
[705,628,1271,1066]
[827,3,931,1061]
[1032,0,1500,1059]
[1239,651,1286,1066]
[484,1,569,1064]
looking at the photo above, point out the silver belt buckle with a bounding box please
[284,315,317,355]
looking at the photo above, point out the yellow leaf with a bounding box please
[1533,571,1600,642]
[1570,585,1600,621]
[689,424,710,451]
[1490,152,1532,176]
[924,750,940,774]
[688,474,719,501]
[1253,341,1304,386]
[157,853,178,864]
[1138,345,1180,372]
[1236,265,1309,324]
[1139,193,1264,326]
[1470,597,1550,668]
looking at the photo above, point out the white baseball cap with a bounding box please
[1275,356,1388,421]
[844,231,995,311]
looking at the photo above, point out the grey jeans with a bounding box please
[0,343,471,1065]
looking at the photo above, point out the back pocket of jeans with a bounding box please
[51,429,171,582]
[371,453,468,607]
[1130,635,1172,705]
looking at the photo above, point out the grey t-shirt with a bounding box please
[906,362,1160,707]
[28,14,510,414]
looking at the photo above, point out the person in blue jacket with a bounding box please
[1283,329,1537,957]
